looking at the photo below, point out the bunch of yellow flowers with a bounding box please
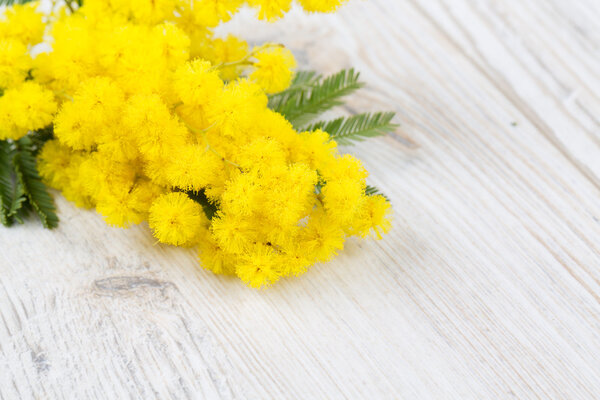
[0,0,392,288]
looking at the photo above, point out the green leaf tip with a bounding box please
[0,136,58,229]
[269,68,364,128]
[14,137,59,229]
[365,185,390,202]
[303,111,397,145]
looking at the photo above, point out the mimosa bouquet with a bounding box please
[0,0,394,287]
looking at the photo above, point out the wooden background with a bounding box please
[2,0,600,398]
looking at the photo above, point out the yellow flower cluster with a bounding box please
[0,3,56,140]
[1,0,391,288]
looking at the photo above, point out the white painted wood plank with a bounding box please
[1,0,600,398]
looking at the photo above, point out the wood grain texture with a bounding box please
[1,0,600,398]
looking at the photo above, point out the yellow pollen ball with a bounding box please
[149,192,207,247]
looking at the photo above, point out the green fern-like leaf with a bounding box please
[365,185,390,202]
[186,189,218,220]
[268,70,321,104]
[269,68,364,128]
[7,168,26,220]
[14,138,58,229]
[267,70,321,114]
[0,141,14,226]
[303,112,397,145]
[0,140,29,226]
[29,125,55,155]
[290,70,321,86]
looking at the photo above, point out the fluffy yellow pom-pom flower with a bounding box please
[197,231,237,276]
[54,77,125,150]
[249,45,296,94]
[128,0,179,25]
[0,39,32,89]
[123,94,187,160]
[154,22,191,69]
[235,245,281,288]
[248,0,292,21]
[186,0,244,27]
[206,35,249,81]
[0,82,57,140]
[352,195,392,239]
[0,2,45,45]
[149,192,207,246]
[174,59,224,106]
[300,208,346,262]
[37,140,76,190]
[298,0,348,13]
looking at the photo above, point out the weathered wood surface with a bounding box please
[2,0,600,398]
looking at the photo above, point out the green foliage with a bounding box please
[267,70,320,118]
[7,164,26,221]
[269,70,322,100]
[303,111,397,145]
[0,133,58,228]
[269,68,364,128]
[14,137,58,228]
[269,69,397,144]
[29,126,55,155]
[0,141,15,226]
[365,185,389,202]
[289,70,322,87]
[0,141,28,226]
[186,189,218,220]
